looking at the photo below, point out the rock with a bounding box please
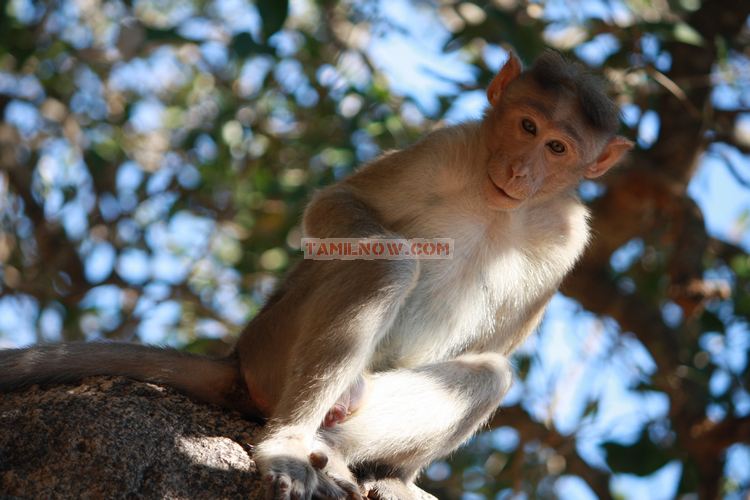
[0,377,263,499]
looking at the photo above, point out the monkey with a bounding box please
[0,50,632,500]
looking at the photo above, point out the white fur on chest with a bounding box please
[374,198,589,369]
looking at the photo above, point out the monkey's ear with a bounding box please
[585,136,634,179]
[487,52,522,107]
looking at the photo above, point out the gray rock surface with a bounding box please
[0,377,263,499]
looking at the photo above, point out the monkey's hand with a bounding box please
[255,430,361,500]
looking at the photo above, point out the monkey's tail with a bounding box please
[0,342,258,416]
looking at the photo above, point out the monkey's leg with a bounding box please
[254,257,420,500]
[321,352,513,498]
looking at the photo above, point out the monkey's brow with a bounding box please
[517,98,584,146]
[558,123,584,147]
[517,98,554,121]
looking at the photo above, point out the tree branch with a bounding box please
[490,405,613,499]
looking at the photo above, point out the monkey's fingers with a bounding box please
[265,471,313,500]
[264,472,291,500]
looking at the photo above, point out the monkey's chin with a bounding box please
[484,175,523,211]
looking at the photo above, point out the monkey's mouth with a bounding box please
[487,174,523,202]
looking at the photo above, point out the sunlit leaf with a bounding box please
[673,22,704,46]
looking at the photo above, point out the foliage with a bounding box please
[1,0,749,498]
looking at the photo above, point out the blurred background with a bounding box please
[1,0,749,498]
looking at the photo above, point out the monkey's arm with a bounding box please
[497,291,556,355]
[0,343,255,415]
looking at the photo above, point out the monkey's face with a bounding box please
[481,91,600,212]
[479,52,632,212]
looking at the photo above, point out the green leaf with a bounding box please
[676,459,700,494]
[582,400,599,419]
[730,254,750,279]
[257,0,289,41]
[602,429,672,476]
[230,31,267,58]
[735,293,750,318]
[183,338,232,357]
[632,380,659,392]
[515,355,531,380]
[699,310,725,333]
[144,27,190,44]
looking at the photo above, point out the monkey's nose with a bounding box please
[510,164,529,178]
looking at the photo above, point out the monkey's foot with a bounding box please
[313,470,362,499]
[314,447,362,500]
[260,456,360,500]
[363,479,436,500]
[255,433,360,500]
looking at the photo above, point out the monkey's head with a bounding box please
[481,50,633,211]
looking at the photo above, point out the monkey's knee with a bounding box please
[452,352,513,416]
[321,357,512,473]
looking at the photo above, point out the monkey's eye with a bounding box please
[521,119,536,135]
[547,140,566,154]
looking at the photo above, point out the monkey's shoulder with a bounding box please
[519,195,590,260]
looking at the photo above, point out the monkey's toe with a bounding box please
[312,469,362,500]
[331,476,363,500]
[309,450,329,469]
[264,472,291,500]
[263,461,318,500]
